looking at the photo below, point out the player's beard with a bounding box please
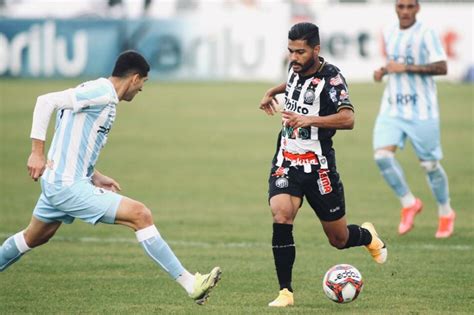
[292,54,316,74]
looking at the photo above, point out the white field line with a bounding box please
[0,233,472,251]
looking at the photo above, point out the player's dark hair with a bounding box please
[288,22,320,47]
[112,50,150,78]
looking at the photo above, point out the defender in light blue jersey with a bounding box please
[373,0,455,238]
[0,51,221,304]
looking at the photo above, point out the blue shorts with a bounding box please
[33,179,122,225]
[373,115,443,161]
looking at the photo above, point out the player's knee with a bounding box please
[374,149,395,161]
[130,202,153,228]
[271,206,295,224]
[420,160,439,173]
[327,234,347,250]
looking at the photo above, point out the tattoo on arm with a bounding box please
[405,61,447,75]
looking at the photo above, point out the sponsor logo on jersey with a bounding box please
[317,169,332,195]
[329,87,338,103]
[282,125,310,140]
[285,98,310,115]
[329,74,343,86]
[340,89,349,100]
[275,177,289,189]
[394,93,418,105]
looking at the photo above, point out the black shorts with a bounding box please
[268,150,346,222]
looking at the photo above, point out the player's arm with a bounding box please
[91,170,121,192]
[27,89,75,181]
[282,108,354,130]
[386,60,447,75]
[259,82,286,116]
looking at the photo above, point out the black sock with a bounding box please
[342,224,373,249]
[272,223,295,292]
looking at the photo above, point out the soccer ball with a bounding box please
[322,264,363,303]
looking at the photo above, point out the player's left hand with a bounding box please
[386,60,407,73]
[92,173,122,192]
[282,111,311,129]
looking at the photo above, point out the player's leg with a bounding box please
[410,118,456,238]
[0,216,61,271]
[373,117,422,234]
[302,163,387,264]
[419,160,455,238]
[320,218,386,264]
[55,179,220,304]
[114,197,221,304]
[268,193,301,307]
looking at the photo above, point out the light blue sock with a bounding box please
[375,156,410,197]
[0,232,31,272]
[424,163,450,204]
[136,225,185,279]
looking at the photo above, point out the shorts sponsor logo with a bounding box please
[329,206,340,213]
[317,169,332,195]
[275,177,289,189]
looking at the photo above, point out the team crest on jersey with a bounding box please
[304,90,315,104]
[317,169,332,195]
[275,177,289,189]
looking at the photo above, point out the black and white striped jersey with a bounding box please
[277,57,353,160]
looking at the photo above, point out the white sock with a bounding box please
[176,270,196,294]
[400,192,416,208]
[438,202,453,216]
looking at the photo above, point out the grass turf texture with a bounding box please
[0,80,473,314]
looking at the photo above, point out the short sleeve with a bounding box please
[326,73,353,112]
[423,28,447,63]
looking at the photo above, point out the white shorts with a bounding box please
[33,179,122,225]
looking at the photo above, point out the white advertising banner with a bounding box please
[309,4,473,82]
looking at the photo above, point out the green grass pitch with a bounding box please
[0,79,473,314]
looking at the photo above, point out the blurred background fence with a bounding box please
[0,0,472,82]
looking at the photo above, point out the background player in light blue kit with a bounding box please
[373,0,455,238]
[0,50,221,304]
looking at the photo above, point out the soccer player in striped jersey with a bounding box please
[0,51,221,304]
[260,22,387,308]
[373,0,455,238]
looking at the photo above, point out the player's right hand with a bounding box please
[373,67,386,82]
[27,152,46,181]
[259,94,279,116]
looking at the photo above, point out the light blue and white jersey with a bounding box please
[39,78,119,187]
[380,21,447,120]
